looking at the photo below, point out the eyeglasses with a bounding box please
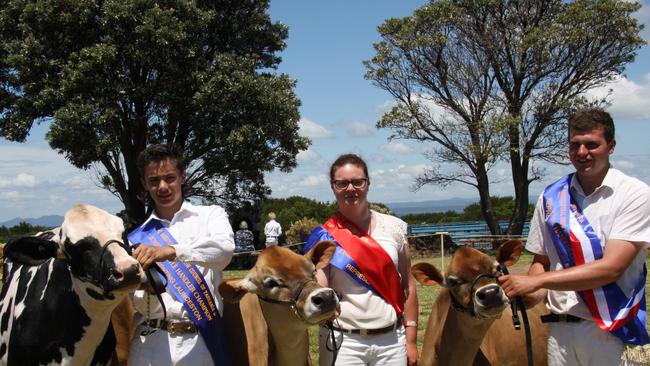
[331,178,368,190]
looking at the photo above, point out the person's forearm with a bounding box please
[532,240,642,292]
[404,274,418,344]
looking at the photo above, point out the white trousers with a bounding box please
[318,326,407,366]
[548,321,643,366]
[128,325,214,366]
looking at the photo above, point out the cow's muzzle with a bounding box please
[104,263,143,292]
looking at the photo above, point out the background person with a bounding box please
[128,144,235,366]
[233,220,255,269]
[304,153,419,366]
[264,211,282,247]
[499,108,650,366]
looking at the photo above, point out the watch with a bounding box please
[404,320,417,328]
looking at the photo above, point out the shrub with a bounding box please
[285,217,321,244]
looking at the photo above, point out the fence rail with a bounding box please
[407,220,530,242]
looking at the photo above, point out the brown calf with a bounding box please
[412,240,548,366]
[220,241,340,366]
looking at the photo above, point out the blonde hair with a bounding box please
[268,212,276,220]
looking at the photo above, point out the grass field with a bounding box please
[224,252,650,363]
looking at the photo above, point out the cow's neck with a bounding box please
[66,278,123,365]
[437,295,496,366]
[259,300,310,366]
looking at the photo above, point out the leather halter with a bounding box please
[448,272,500,319]
[257,279,316,322]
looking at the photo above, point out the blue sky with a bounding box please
[1,0,649,222]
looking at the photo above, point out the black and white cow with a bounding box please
[0,204,146,366]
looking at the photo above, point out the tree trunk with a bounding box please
[476,167,502,236]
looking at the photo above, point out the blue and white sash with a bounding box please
[543,174,649,345]
[304,227,379,296]
[129,219,231,365]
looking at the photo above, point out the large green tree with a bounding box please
[365,0,645,235]
[0,0,308,221]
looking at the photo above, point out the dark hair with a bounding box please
[137,144,186,177]
[568,108,615,142]
[329,154,369,182]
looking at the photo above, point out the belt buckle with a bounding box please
[359,329,370,338]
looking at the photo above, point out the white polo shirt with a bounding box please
[526,167,650,319]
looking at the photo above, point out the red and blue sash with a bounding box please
[129,219,231,365]
[304,212,404,316]
[543,174,649,345]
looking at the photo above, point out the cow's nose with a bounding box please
[109,264,142,290]
[476,285,503,308]
[311,289,337,309]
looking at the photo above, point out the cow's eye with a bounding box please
[263,277,281,289]
[445,275,465,287]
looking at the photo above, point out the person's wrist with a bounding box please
[404,320,417,328]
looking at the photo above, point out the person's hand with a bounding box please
[132,245,176,269]
[406,340,419,366]
[498,273,542,299]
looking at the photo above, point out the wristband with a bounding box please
[404,320,417,328]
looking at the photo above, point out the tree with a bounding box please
[0,0,308,222]
[365,0,645,235]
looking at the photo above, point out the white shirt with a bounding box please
[526,168,650,319]
[264,219,282,244]
[325,211,410,329]
[131,201,235,321]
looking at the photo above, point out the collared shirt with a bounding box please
[131,201,235,321]
[526,167,650,319]
[264,219,282,243]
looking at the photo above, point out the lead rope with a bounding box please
[325,319,341,366]
[498,263,533,366]
[141,293,156,336]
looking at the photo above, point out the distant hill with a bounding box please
[386,197,476,217]
[0,215,64,228]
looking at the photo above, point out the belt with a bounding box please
[540,313,584,323]
[333,316,403,337]
[145,319,198,334]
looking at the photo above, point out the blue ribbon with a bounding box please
[129,219,231,365]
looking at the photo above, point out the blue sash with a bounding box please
[129,219,231,365]
[544,174,649,345]
[304,226,380,296]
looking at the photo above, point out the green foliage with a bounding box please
[0,0,308,221]
[285,217,321,244]
[365,0,645,235]
[260,196,336,243]
[0,222,50,243]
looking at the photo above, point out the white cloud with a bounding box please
[612,159,636,170]
[586,74,650,119]
[298,174,328,187]
[0,173,37,188]
[342,121,375,137]
[0,191,22,200]
[296,148,322,163]
[380,142,415,155]
[298,118,334,139]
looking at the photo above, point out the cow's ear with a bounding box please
[496,240,524,266]
[304,240,336,270]
[411,262,444,286]
[219,278,253,303]
[4,236,60,265]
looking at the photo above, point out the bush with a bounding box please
[285,217,321,244]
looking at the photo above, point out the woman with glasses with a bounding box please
[303,153,419,366]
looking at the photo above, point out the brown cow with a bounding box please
[219,241,340,366]
[412,240,548,366]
